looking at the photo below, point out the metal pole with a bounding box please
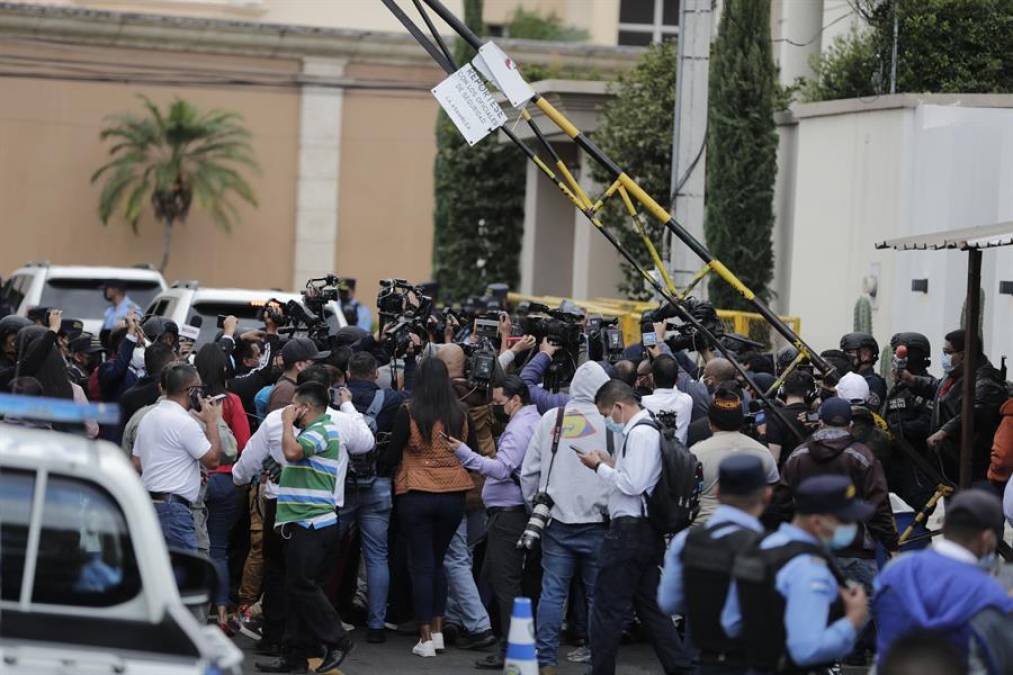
[889,0,899,94]
[959,248,982,489]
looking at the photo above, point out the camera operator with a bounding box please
[445,375,541,669]
[519,361,613,673]
[765,370,816,468]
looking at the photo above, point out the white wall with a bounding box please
[781,97,1013,376]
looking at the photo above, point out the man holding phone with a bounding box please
[133,362,223,552]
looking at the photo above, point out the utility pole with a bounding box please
[669,0,714,295]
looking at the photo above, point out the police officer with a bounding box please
[839,333,886,409]
[338,278,373,331]
[657,454,771,675]
[882,332,937,512]
[727,475,871,674]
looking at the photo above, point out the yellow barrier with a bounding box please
[507,292,801,349]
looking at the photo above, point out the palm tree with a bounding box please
[92,96,258,272]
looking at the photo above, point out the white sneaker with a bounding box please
[567,645,592,663]
[413,639,436,658]
[341,621,355,632]
[431,632,445,651]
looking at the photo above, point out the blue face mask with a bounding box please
[829,523,858,550]
[941,352,954,373]
[605,417,626,435]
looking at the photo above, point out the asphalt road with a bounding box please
[236,630,666,674]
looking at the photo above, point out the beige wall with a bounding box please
[24,0,621,44]
[0,42,301,289]
[335,62,443,297]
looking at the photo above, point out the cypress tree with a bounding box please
[432,0,525,301]
[704,0,778,310]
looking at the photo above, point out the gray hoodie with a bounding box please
[520,361,615,525]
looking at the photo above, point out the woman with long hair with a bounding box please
[194,343,250,633]
[388,356,476,658]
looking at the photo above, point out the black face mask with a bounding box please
[492,403,510,425]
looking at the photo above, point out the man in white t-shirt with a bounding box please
[133,362,222,551]
[640,354,693,444]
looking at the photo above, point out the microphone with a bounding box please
[894,344,908,373]
[189,315,203,327]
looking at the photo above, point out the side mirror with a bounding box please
[167,547,219,608]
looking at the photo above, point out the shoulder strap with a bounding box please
[767,540,847,586]
[366,389,385,417]
[544,406,567,487]
[622,417,659,457]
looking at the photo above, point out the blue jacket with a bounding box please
[874,546,1013,666]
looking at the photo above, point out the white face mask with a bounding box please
[941,352,954,373]
[131,346,146,374]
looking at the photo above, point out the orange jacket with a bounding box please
[987,398,1013,483]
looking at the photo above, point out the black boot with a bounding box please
[254,655,308,673]
[316,637,354,673]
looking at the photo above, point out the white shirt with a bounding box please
[231,402,374,506]
[133,399,211,503]
[595,408,663,519]
[641,387,693,444]
[932,538,979,565]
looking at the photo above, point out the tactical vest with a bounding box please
[733,541,846,674]
[681,522,760,662]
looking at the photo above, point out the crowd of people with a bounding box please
[2,279,1013,675]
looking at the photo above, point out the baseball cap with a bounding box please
[718,454,768,496]
[945,489,1004,538]
[69,334,104,354]
[281,337,330,367]
[59,318,85,339]
[836,372,870,404]
[819,397,853,427]
[795,475,874,522]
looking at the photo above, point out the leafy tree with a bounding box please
[432,0,525,301]
[704,0,778,311]
[92,96,257,272]
[506,8,589,42]
[804,0,1013,102]
[591,43,677,298]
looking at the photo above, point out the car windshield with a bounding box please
[40,278,162,321]
[189,301,268,345]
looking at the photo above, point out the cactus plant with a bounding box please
[880,344,893,388]
[853,295,873,334]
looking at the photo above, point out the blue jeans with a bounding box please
[205,472,241,606]
[444,510,492,634]
[339,477,393,630]
[155,500,198,552]
[536,520,605,667]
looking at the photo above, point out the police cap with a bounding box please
[795,475,874,523]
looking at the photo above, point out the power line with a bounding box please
[771,9,856,48]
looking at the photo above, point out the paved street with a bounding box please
[236,632,665,674]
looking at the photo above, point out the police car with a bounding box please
[0,396,242,674]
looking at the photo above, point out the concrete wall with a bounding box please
[779,96,1013,374]
[0,41,301,290]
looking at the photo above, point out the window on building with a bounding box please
[618,0,679,46]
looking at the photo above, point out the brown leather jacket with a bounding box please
[392,409,474,497]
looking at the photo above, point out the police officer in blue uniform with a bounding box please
[338,278,373,331]
[727,475,872,674]
[657,454,772,675]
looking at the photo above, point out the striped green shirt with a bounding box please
[276,413,341,528]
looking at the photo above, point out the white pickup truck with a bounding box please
[0,419,243,674]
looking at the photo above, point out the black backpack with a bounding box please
[628,414,702,534]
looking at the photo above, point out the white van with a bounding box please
[0,421,242,674]
[146,281,347,346]
[2,263,167,336]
